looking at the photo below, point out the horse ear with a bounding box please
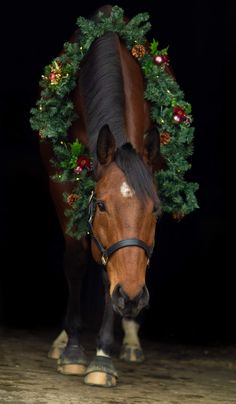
[144,126,166,171]
[97,124,116,165]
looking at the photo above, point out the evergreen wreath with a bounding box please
[30,5,199,240]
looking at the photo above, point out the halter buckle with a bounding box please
[88,190,94,204]
[88,191,95,225]
[101,254,108,266]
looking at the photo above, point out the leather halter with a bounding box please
[88,191,154,267]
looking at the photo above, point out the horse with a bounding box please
[35,5,165,387]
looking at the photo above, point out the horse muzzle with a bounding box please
[111,284,150,317]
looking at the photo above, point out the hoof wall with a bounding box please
[57,363,87,376]
[84,371,117,387]
[57,343,88,375]
[84,356,118,387]
[120,345,144,363]
[48,346,64,360]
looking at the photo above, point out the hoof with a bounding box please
[57,344,88,376]
[48,345,64,360]
[84,371,117,387]
[84,356,118,387]
[48,330,68,359]
[120,344,144,363]
[57,363,87,376]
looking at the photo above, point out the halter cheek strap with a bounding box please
[88,192,154,267]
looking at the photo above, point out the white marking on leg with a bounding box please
[52,330,68,349]
[48,329,68,359]
[96,349,110,358]
[122,318,141,348]
[120,181,135,198]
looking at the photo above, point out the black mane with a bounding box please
[79,10,160,209]
[79,31,126,156]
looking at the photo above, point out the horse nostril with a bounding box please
[117,287,126,309]
[111,285,126,312]
[137,286,150,310]
[119,286,128,300]
[117,296,125,309]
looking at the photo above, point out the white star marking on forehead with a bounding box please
[120,181,135,198]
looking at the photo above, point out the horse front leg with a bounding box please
[84,271,118,387]
[120,316,145,363]
[56,237,89,376]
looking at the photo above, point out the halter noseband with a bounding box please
[88,191,154,267]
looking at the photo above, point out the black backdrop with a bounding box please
[0,1,235,343]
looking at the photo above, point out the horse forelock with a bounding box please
[115,144,160,210]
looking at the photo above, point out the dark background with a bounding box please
[0,1,235,343]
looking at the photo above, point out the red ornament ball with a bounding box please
[74,156,91,174]
[153,55,163,65]
[173,106,187,123]
[49,72,56,81]
[173,114,181,123]
[162,55,169,65]
[153,54,169,66]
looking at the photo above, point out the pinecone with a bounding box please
[67,193,79,206]
[38,130,45,139]
[172,211,185,221]
[131,44,146,59]
[160,132,171,145]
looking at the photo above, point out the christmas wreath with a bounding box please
[30,5,199,240]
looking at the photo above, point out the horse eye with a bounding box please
[97,201,106,212]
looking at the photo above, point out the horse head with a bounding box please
[90,124,161,317]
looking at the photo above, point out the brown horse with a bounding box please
[39,5,163,387]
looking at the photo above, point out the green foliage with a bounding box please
[30,5,199,240]
[64,172,95,240]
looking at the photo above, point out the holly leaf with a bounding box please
[160,46,169,55]
[70,139,85,157]
[150,39,159,55]
[68,155,78,169]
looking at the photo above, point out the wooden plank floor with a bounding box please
[0,328,236,404]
